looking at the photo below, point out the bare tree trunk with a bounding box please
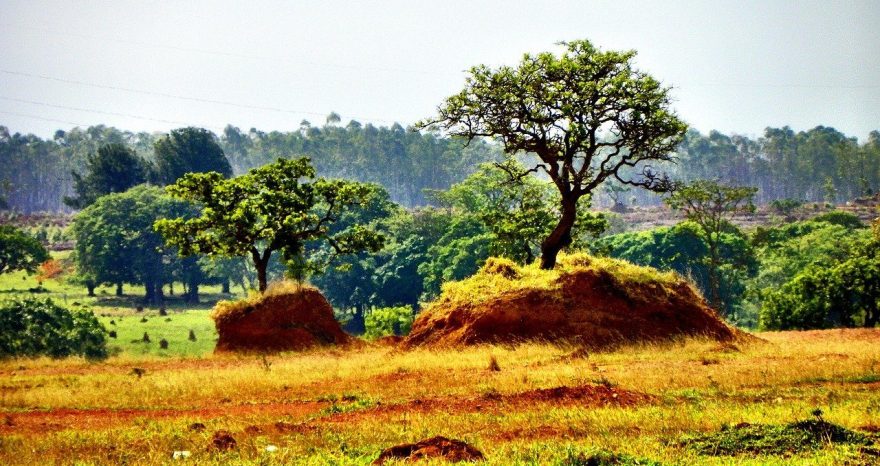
[540,196,578,269]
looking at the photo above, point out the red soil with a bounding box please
[214,289,350,353]
[405,267,738,349]
[0,400,325,435]
[324,383,656,425]
[373,436,484,464]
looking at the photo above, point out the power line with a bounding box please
[0,96,223,131]
[0,69,399,124]
[1,23,440,76]
[0,110,88,128]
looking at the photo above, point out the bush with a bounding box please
[760,253,880,330]
[364,306,414,339]
[811,210,864,229]
[0,298,107,359]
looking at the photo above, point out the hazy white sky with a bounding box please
[1,0,878,140]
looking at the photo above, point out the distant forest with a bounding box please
[1,121,878,213]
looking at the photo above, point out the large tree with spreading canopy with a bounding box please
[418,39,687,269]
[155,157,386,292]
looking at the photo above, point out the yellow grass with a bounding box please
[434,252,682,311]
[1,329,878,465]
[211,280,316,323]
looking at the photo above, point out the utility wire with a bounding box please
[0,69,399,124]
[0,96,223,131]
[0,110,88,128]
[0,23,441,76]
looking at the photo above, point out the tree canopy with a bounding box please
[63,143,150,209]
[71,184,194,303]
[154,127,232,185]
[665,179,757,310]
[418,39,687,268]
[155,157,386,292]
[0,225,49,275]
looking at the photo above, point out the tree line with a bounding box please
[0,119,499,213]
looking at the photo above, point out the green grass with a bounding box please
[0,251,235,358]
[97,310,217,357]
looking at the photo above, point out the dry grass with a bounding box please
[0,328,878,464]
[433,252,681,311]
[211,280,315,323]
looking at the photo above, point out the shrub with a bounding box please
[364,306,414,339]
[0,298,107,359]
[811,210,864,229]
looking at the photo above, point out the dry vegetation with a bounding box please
[1,329,878,464]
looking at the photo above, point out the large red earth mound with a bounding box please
[213,285,349,353]
[404,255,739,349]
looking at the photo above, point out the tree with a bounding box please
[431,160,607,265]
[770,198,802,221]
[0,225,49,275]
[155,157,386,292]
[665,179,757,310]
[418,39,687,269]
[63,144,150,209]
[153,127,232,185]
[0,297,107,359]
[72,185,194,303]
[594,221,758,321]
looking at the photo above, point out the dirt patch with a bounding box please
[680,419,877,456]
[213,287,350,353]
[0,400,326,436]
[373,436,484,464]
[507,384,655,408]
[210,430,237,451]
[404,258,739,349]
[324,383,655,425]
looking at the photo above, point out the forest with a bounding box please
[2,122,879,214]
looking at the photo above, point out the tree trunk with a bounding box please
[252,250,271,293]
[222,280,230,294]
[186,280,199,303]
[540,196,578,269]
[86,282,96,297]
[115,282,123,296]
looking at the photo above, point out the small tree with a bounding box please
[665,180,757,310]
[155,157,386,292]
[0,225,49,276]
[418,39,686,269]
[770,198,802,221]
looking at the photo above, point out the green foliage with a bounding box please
[750,222,868,293]
[419,39,686,269]
[363,306,414,339]
[156,157,386,292]
[594,222,758,321]
[0,297,107,359]
[153,127,231,185]
[63,143,150,209]
[810,210,864,229]
[71,185,194,302]
[0,225,49,275]
[225,121,500,208]
[665,180,757,310]
[769,198,802,220]
[680,419,875,456]
[760,251,880,330]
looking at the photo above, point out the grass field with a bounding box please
[2,266,879,464]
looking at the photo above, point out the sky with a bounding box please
[1,0,878,141]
